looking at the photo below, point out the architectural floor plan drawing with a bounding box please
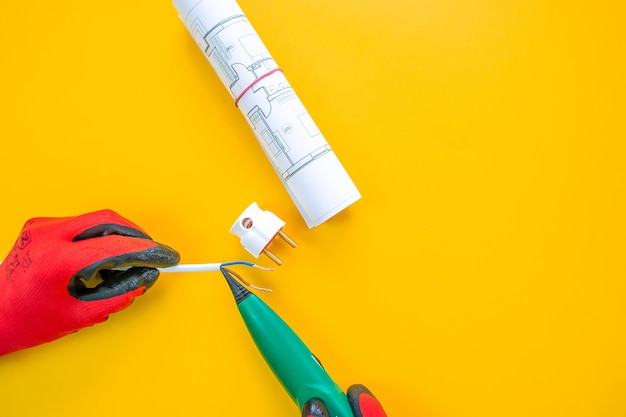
[187,13,278,100]
[174,0,361,227]
[243,73,332,182]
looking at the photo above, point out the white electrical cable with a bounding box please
[158,263,222,273]
[0,260,274,292]
[159,262,273,272]
[0,261,273,273]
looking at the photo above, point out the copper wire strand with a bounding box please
[222,267,272,292]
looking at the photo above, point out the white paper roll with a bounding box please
[173,0,361,227]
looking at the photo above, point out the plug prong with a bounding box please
[277,230,297,248]
[262,248,283,265]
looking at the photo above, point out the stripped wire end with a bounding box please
[220,267,272,292]
[251,264,275,271]
[220,261,274,271]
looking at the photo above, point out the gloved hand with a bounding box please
[0,209,180,356]
[302,384,388,417]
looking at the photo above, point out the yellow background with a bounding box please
[1,1,625,416]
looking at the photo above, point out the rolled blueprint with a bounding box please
[173,0,361,228]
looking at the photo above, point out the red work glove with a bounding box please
[302,384,388,417]
[0,210,180,356]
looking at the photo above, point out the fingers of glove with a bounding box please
[301,398,331,417]
[69,212,180,271]
[72,235,180,274]
[78,280,147,322]
[347,384,388,417]
[70,267,159,301]
[72,218,151,242]
[67,240,179,300]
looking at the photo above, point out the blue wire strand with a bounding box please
[220,261,256,268]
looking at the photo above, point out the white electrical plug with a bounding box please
[230,203,296,265]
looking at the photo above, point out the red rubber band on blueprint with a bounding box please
[234,68,284,107]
